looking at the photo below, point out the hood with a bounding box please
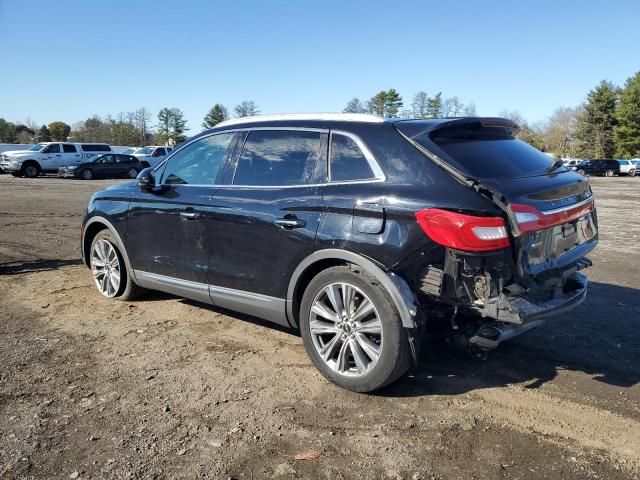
[1,150,35,157]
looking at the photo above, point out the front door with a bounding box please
[126,132,236,303]
[207,129,327,324]
[41,143,62,171]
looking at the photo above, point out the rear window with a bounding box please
[416,123,562,179]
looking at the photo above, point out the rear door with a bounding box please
[62,143,82,165]
[206,128,326,323]
[399,120,598,278]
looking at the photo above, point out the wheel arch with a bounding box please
[82,217,134,277]
[22,159,42,171]
[286,249,419,329]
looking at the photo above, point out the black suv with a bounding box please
[81,114,598,392]
[575,159,620,177]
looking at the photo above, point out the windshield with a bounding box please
[121,148,134,154]
[85,154,101,162]
[414,123,568,179]
[135,147,153,155]
[28,143,46,151]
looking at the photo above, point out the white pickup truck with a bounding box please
[0,142,112,178]
[131,146,173,168]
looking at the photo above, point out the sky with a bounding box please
[1,0,638,132]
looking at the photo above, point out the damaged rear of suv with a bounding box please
[397,118,597,353]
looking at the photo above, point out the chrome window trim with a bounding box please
[540,196,594,215]
[152,127,386,189]
[328,130,385,182]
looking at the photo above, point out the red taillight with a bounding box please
[415,209,510,252]
[510,199,594,235]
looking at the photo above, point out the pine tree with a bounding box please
[384,89,403,118]
[234,101,259,118]
[202,104,229,129]
[156,108,189,144]
[0,118,17,143]
[36,124,51,142]
[574,80,619,158]
[615,71,640,158]
[426,92,443,118]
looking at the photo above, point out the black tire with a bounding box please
[81,169,93,180]
[299,265,412,392]
[22,162,40,178]
[577,169,586,176]
[127,167,139,179]
[89,230,145,301]
[629,170,636,177]
[605,169,614,177]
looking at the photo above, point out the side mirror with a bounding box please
[137,167,155,189]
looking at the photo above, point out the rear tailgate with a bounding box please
[395,118,598,282]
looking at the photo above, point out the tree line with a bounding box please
[343,89,477,118]
[0,100,260,146]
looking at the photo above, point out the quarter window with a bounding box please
[62,144,77,153]
[330,133,375,182]
[160,133,234,185]
[233,130,324,186]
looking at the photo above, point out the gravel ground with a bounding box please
[0,175,638,480]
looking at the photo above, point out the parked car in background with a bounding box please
[58,153,142,180]
[562,159,581,169]
[632,160,640,175]
[132,146,173,168]
[575,159,621,177]
[81,114,597,392]
[617,159,636,176]
[0,142,111,177]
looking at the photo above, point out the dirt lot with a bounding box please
[0,175,639,480]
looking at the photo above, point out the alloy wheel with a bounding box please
[91,239,121,297]
[127,168,138,178]
[24,165,38,178]
[309,282,383,377]
[82,169,93,180]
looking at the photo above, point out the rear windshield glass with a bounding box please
[416,124,563,179]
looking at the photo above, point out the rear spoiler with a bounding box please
[393,117,520,139]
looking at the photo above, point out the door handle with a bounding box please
[180,210,200,220]
[275,217,306,229]
[55,154,62,156]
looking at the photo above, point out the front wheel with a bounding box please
[577,169,586,176]
[299,265,412,392]
[81,169,93,180]
[127,167,138,179]
[605,169,615,177]
[629,170,636,177]
[90,230,145,301]
[23,163,40,178]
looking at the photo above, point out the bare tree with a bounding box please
[234,101,259,118]
[343,98,367,113]
[463,102,477,116]
[411,91,429,119]
[539,107,579,157]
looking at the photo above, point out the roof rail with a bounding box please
[215,113,384,128]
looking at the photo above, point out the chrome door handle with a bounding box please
[180,211,199,220]
[275,217,306,229]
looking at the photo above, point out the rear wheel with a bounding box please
[605,169,614,177]
[23,163,40,178]
[127,167,138,179]
[299,265,412,392]
[81,169,93,180]
[629,170,636,177]
[90,230,145,301]
[577,169,586,176]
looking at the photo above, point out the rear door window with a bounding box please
[330,133,375,182]
[233,130,325,186]
[62,144,77,153]
[412,123,562,179]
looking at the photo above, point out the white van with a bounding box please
[0,142,112,177]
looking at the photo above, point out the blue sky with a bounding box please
[0,0,638,132]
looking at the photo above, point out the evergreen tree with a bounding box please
[343,98,367,113]
[574,80,619,158]
[384,89,403,118]
[234,100,259,118]
[0,118,17,143]
[48,121,71,141]
[367,89,403,118]
[202,104,229,129]
[426,92,443,118]
[615,71,640,158]
[36,125,51,142]
[156,108,189,144]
